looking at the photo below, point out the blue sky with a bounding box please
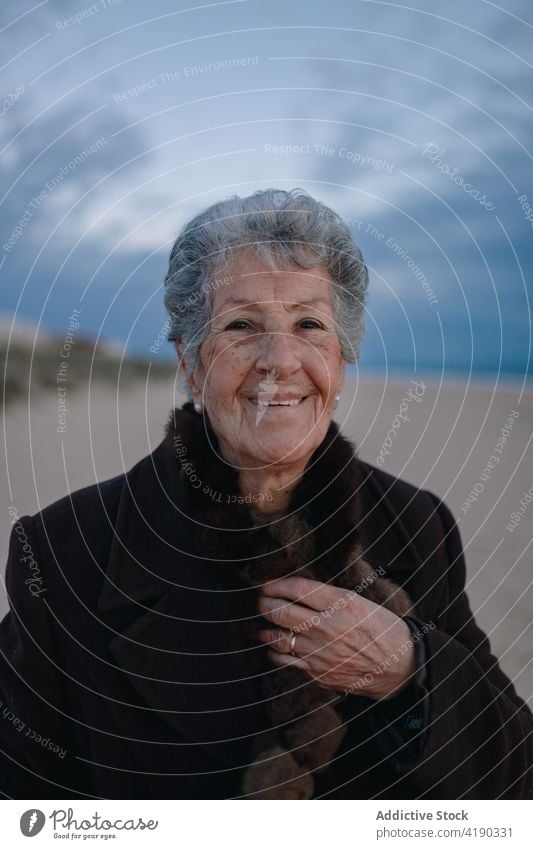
[1,0,532,380]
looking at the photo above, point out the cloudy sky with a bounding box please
[1,0,532,380]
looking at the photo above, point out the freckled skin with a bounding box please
[176,251,345,510]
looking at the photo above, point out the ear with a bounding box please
[188,369,203,405]
[175,340,203,404]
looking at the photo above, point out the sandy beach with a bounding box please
[1,374,531,704]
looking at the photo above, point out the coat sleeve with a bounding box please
[393,492,533,799]
[0,515,74,798]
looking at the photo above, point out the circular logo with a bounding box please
[20,809,46,837]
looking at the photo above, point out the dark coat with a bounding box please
[1,409,531,800]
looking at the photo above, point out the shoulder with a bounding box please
[28,436,166,533]
[356,458,461,607]
[357,457,451,531]
[4,472,125,602]
[30,469,126,544]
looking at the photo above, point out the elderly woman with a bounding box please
[1,189,531,800]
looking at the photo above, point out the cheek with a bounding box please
[203,339,250,392]
[306,340,343,384]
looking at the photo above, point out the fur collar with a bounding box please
[164,400,366,587]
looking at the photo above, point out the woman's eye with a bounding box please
[224,318,325,331]
[299,319,324,329]
[225,320,251,330]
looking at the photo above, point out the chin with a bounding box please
[249,428,320,465]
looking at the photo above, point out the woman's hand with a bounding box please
[255,576,416,700]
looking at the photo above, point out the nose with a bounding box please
[254,331,302,379]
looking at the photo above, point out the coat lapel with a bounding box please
[96,433,271,774]
[357,461,424,577]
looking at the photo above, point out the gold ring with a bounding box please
[289,632,297,656]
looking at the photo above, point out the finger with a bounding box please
[257,595,319,631]
[265,648,310,673]
[256,628,296,654]
[260,576,347,612]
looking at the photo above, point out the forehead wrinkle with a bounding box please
[218,296,331,311]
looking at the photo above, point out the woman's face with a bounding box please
[180,252,346,471]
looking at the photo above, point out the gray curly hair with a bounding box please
[163,188,369,400]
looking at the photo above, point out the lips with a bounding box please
[247,396,308,406]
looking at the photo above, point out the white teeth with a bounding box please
[252,398,302,406]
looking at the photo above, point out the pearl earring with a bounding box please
[334,393,340,409]
[194,402,203,414]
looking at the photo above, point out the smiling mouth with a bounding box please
[246,396,309,407]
